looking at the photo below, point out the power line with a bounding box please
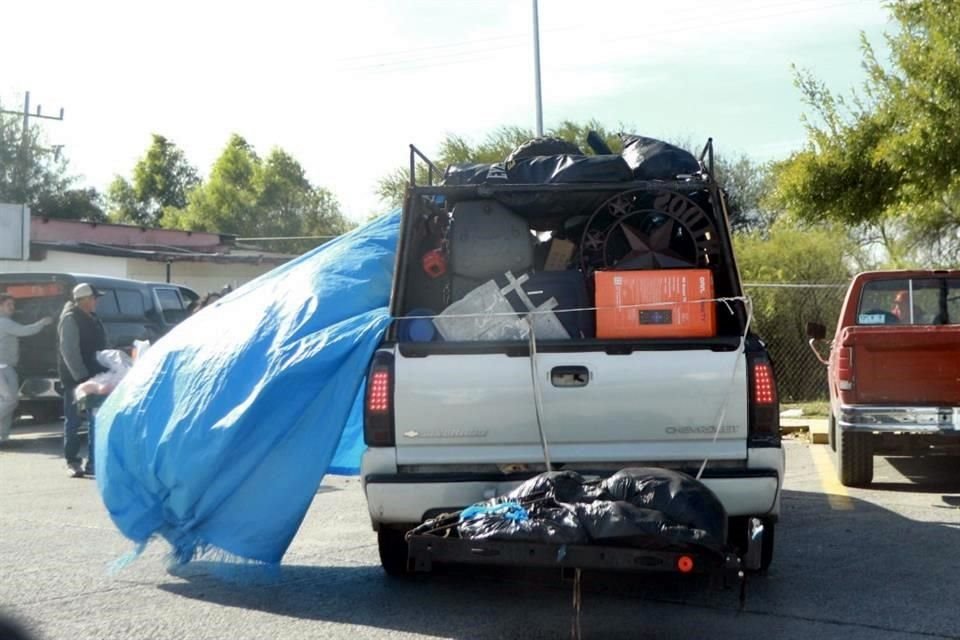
[0,91,66,196]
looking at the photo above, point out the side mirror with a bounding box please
[805,321,827,341]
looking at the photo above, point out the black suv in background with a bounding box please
[0,272,197,421]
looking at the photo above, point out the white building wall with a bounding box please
[0,251,279,296]
[124,260,277,295]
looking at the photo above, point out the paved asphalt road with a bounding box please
[1,423,958,640]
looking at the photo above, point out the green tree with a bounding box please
[163,134,352,252]
[712,153,778,233]
[107,134,199,226]
[735,221,856,400]
[0,106,104,221]
[34,188,105,221]
[768,0,960,266]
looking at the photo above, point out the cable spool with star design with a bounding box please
[579,188,721,274]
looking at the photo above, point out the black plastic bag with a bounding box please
[442,163,509,186]
[458,503,588,544]
[599,468,727,548]
[620,134,700,180]
[452,468,727,551]
[506,154,632,184]
[575,501,715,548]
[443,155,631,186]
[506,470,599,503]
[456,471,591,544]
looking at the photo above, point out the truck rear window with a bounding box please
[395,188,744,344]
[1,281,68,323]
[4,283,64,298]
[858,278,960,325]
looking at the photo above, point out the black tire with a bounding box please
[828,412,837,452]
[377,527,410,577]
[837,429,874,487]
[727,517,775,573]
[505,136,582,166]
[760,519,775,572]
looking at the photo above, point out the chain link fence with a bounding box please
[743,283,848,403]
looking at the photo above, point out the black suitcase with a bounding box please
[502,270,595,339]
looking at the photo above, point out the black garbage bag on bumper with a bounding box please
[452,468,727,551]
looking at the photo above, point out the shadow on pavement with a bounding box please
[1,422,66,457]
[877,455,960,497]
[156,488,960,639]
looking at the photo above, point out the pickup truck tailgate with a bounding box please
[393,348,748,465]
[843,326,960,404]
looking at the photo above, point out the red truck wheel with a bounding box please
[837,430,874,487]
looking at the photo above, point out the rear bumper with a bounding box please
[407,535,741,577]
[362,448,783,526]
[839,405,960,434]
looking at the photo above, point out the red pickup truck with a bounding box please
[807,270,960,487]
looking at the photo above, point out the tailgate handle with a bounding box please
[551,366,589,388]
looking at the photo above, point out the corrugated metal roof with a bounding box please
[33,241,293,265]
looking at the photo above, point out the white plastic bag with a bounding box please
[433,271,570,342]
[132,339,152,361]
[434,280,529,341]
[75,349,134,401]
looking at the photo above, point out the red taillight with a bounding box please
[752,361,777,405]
[677,555,695,573]
[368,370,391,413]
[836,346,853,389]
[748,352,780,447]
[364,352,395,447]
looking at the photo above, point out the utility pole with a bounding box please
[532,0,544,136]
[0,91,66,198]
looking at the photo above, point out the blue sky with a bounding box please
[3,0,892,223]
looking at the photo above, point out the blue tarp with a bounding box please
[95,211,400,564]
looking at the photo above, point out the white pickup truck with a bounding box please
[361,140,783,576]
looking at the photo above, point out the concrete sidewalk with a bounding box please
[781,416,829,444]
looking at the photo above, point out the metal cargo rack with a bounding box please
[406,137,722,189]
[407,534,742,579]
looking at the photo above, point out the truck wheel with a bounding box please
[727,517,775,573]
[828,413,837,452]
[505,137,582,166]
[377,527,410,577]
[837,430,873,487]
[759,519,775,572]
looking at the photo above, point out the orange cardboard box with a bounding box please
[594,269,716,338]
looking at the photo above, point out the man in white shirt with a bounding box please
[0,293,53,443]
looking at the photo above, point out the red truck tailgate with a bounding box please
[840,326,960,404]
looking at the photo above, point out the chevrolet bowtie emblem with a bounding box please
[403,430,419,439]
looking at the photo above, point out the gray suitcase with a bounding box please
[449,201,534,281]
